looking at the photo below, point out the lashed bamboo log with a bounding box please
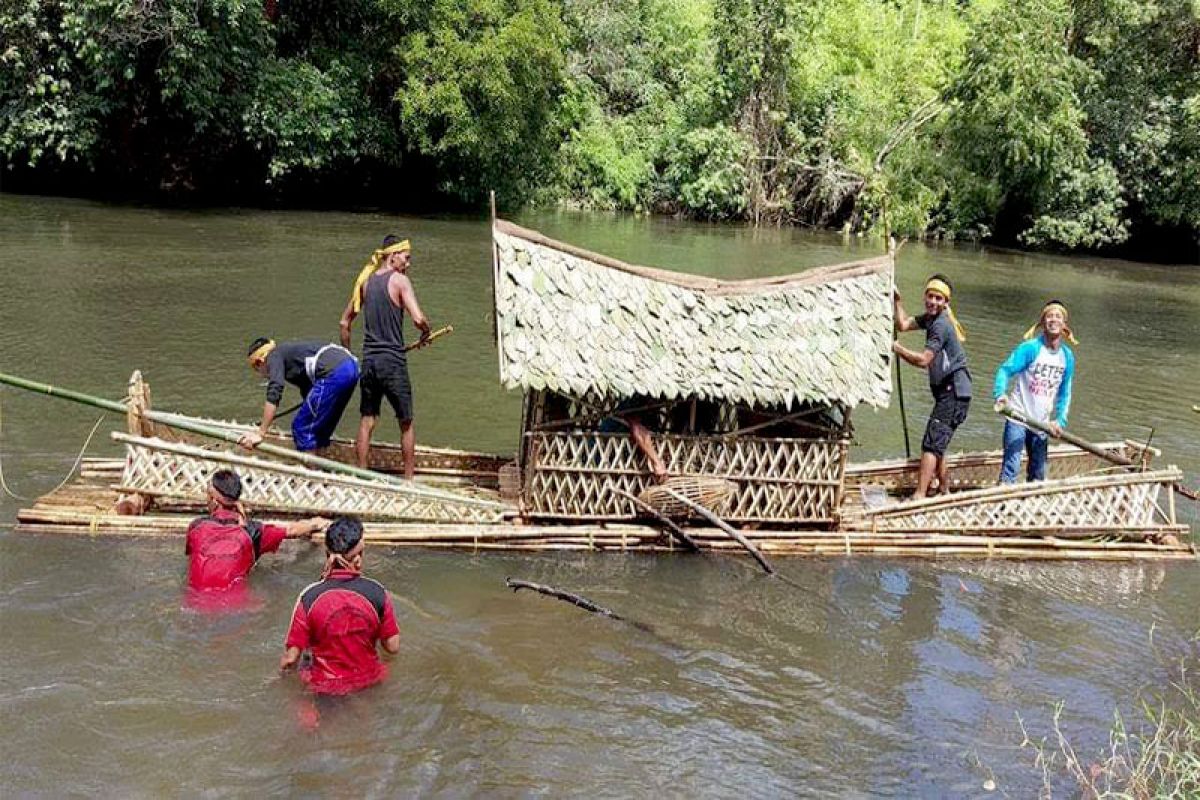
[0,371,499,507]
[660,487,776,574]
[610,488,701,551]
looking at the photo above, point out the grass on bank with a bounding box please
[1017,633,1200,798]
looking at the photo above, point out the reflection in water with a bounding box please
[0,195,1197,795]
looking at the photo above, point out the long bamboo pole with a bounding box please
[0,371,499,506]
[997,404,1197,502]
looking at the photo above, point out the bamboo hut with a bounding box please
[492,220,894,525]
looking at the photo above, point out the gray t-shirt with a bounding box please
[916,312,971,397]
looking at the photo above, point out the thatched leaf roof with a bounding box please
[492,220,894,409]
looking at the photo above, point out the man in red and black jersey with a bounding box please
[185,469,326,592]
[281,516,400,695]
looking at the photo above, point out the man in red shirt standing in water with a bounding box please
[185,469,326,592]
[280,516,400,695]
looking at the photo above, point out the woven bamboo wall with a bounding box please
[861,469,1182,535]
[115,434,509,523]
[523,431,847,523]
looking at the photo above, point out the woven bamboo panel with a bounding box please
[138,411,507,480]
[525,432,845,523]
[864,469,1181,534]
[845,441,1156,492]
[114,434,509,523]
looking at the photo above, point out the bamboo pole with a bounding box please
[609,488,702,552]
[0,371,498,507]
[660,487,776,575]
[998,405,1136,465]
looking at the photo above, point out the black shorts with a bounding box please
[359,357,413,421]
[921,385,969,456]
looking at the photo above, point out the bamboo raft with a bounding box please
[5,217,1197,560]
[15,453,1193,560]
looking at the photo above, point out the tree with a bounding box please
[386,0,569,203]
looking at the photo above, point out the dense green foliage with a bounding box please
[2,0,1197,251]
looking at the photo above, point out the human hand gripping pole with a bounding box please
[995,403,1198,502]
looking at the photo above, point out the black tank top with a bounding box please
[362,272,406,359]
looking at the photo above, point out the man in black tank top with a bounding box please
[338,235,432,479]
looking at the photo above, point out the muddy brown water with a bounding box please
[1,194,1197,796]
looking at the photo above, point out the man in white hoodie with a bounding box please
[993,300,1078,483]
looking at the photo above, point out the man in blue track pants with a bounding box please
[993,300,1078,482]
[239,338,359,453]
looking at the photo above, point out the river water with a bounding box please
[1,194,1197,796]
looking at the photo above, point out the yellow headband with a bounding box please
[247,339,275,367]
[924,278,952,300]
[922,278,966,341]
[348,240,411,313]
[1023,303,1079,345]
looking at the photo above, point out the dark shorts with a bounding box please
[359,357,413,422]
[921,385,970,456]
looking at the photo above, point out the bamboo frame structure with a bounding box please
[113,433,510,523]
[15,462,1194,561]
[857,468,1186,539]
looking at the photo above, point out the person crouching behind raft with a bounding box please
[239,337,359,453]
[280,516,400,695]
[893,275,972,498]
[993,300,1077,483]
[186,469,327,592]
[338,235,431,479]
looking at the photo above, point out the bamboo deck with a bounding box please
[14,459,1194,561]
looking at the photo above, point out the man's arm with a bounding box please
[1052,347,1075,433]
[280,646,303,671]
[992,340,1038,405]
[893,341,934,369]
[893,292,919,332]
[238,400,277,449]
[380,596,401,655]
[392,273,431,338]
[284,517,329,540]
[338,299,358,349]
[281,598,309,671]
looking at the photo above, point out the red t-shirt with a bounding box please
[285,569,400,695]
[184,509,288,591]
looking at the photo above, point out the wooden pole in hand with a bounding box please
[997,404,1198,502]
[888,239,911,459]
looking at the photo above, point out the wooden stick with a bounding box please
[403,324,454,353]
[659,487,776,575]
[998,405,1134,466]
[610,488,701,551]
[996,408,1197,500]
[505,578,653,632]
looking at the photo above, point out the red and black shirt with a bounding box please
[185,508,288,591]
[285,569,400,695]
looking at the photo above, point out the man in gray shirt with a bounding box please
[893,274,972,498]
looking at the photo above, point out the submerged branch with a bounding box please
[505,578,655,633]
